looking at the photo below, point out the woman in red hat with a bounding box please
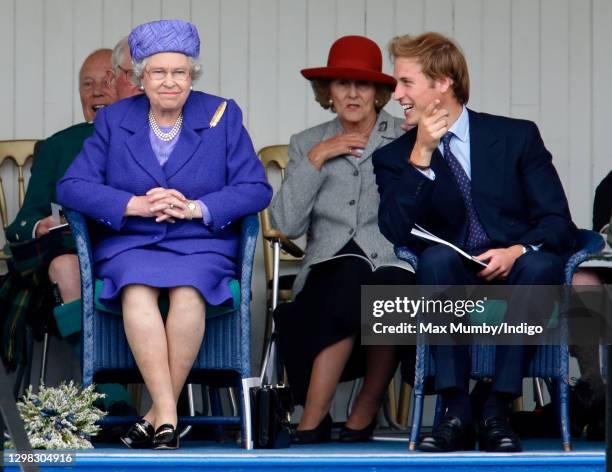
[270,35,415,443]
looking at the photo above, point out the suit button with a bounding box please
[348,228,354,235]
[20,220,26,226]
[353,170,359,177]
[349,199,356,206]
[371,252,378,259]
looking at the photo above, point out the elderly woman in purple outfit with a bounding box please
[57,20,271,450]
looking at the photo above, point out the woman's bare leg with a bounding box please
[122,285,175,428]
[164,286,206,401]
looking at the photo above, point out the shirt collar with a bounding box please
[448,106,469,143]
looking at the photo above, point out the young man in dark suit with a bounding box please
[373,32,576,452]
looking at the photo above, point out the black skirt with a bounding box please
[273,240,415,405]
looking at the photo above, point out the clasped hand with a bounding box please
[307,132,369,170]
[126,187,198,223]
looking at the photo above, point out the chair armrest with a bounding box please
[394,246,419,271]
[64,209,95,379]
[238,214,259,280]
[563,229,606,285]
[238,214,259,374]
[64,209,95,294]
[262,228,304,258]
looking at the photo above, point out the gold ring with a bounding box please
[169,203,175,209]
[348,147,352,154]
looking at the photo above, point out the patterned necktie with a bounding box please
[441,132,490,250]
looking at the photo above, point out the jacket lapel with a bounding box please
[163,92,210,179]
[122,96,168,187]
[359,110,395,165]
[323,118,342,142]
[468,109,505,208]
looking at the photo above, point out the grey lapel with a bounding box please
[359,110,396,165]
[323,117,342,141]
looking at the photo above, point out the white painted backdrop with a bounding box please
[1,0,610,413]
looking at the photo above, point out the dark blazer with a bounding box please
[6,123,93,242]
[56,91,272,267]
[593,170,612,232]
[373,109,576,255]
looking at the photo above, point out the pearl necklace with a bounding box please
[148,111,183,142]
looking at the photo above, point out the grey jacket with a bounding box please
[270,110,414,297]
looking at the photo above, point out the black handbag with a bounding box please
[250,333,293,448]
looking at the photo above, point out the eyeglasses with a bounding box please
[145,68,190,82]
[117,65,134,81]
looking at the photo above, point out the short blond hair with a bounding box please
[388,32,470,104]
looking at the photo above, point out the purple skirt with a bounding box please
[96,246,236,311]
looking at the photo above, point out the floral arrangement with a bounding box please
[5,381,106,449]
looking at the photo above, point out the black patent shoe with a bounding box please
[339,420,376,443]
[152,423,179,450]
[120,419,154,449]
[291,414,332,444]
[418,416,476,452]
[479,416,522,452]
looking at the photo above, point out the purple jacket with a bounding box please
[57,91,272,266]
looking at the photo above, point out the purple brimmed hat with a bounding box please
[128,19,200,62]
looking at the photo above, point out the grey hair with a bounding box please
[111,37,129,73]
[132,56,202,87]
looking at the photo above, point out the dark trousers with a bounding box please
[416,244,564,396]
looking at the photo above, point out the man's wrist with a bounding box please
[411,162,431,170]
[33,219,42,238]
[510,244,527,257]
[409,143,433,169]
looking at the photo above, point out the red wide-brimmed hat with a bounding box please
[301,35,396,86]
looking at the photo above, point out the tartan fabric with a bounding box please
[0,228,75,371]
[0,274,30,371]
[7,228,75,283]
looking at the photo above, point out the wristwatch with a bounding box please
[187,200,197,220]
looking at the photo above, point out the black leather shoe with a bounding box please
[339,420,376,443]
[120,419,154,449]
[291,414,332,444]
[152,423,179,450]
[418,416,476,452]
[479,416,522,452]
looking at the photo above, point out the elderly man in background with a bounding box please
[111,36,142,99]
[6,48,116,311]
[3,47,135,417]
